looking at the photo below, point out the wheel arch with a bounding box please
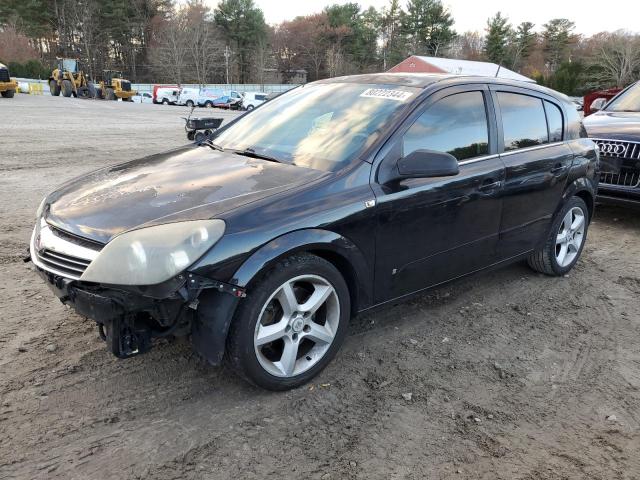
[561,177,595,222]
[231,228,373,315]
[191,229,372,366]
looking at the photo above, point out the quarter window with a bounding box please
[497,92,548,151]
[403,91,489,162]
[544,100,563,142]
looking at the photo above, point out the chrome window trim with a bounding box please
[499,141,566,157]
[458,154,500,166]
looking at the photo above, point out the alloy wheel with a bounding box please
[555,206,586,267]
[254,274,340,378]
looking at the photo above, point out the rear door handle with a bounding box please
[478,179,502,191]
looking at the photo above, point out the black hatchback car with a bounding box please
[584,80,640,207]
[30,74,598,390]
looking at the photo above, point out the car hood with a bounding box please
[45,145,325,244]
[584,111,640,142]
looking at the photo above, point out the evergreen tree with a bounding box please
[214,0,267,83]
[484,12,511,65]
[404,0,456,56]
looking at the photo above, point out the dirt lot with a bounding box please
[0,94,639,480]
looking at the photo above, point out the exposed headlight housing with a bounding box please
[80,220,225,286]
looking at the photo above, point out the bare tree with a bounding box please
[590,31,640,87]
[185,5,223,86]
[150,11,189,84]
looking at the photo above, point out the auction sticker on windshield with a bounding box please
[360,88,413,101]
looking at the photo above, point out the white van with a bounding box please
[178,87,200,107]
[155,87,180,105]
[242,91,268,110]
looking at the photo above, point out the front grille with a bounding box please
[0,69,10,82]
[36,249,91,277]
[594,139,640,188]
[50,225,104,251]
[121,81,131,92]
[600,170,640,187]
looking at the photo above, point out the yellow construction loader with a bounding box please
[96,70,136,101]
[0,62,18,98]
[49,58,91,98]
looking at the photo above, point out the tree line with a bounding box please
[1,0,639,94]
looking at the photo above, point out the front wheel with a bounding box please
[527,196,589,276]
[186,100,194,107]
[1,89,14,98]
[225,254,350,390]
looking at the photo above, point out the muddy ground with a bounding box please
[0,94,639,480]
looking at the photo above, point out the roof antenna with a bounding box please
[495,63,501,77]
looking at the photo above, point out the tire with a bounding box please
[527,196,589,276]
[246,104,254,111]
[186,100,194,107]
[187,131,195,141]
[225,254,350,391]
[106,88,116,101]
[194,131,205,144]
[87,83,97,98]
[77,86,89,98]
[1,89,14,98]
[61,79,73,97]
[49,80,60,96]
[162,98,169,105]
[204,100,213,108]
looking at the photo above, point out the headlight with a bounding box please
[80,220,225,285]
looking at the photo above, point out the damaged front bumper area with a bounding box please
[33,266,244,364]
[29,216,245,364]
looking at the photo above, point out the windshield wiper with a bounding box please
[205,141,224,152]
[234,147,282,163]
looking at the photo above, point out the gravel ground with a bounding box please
[0,94,639,480]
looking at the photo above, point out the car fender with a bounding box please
[192,228,372,366]
[231,228,373,312]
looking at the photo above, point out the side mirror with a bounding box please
[397,149,460,178]
[590,98,606,113]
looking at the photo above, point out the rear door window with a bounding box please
[403,91,490,162]
[497,92,549,151]
[544,100,564,142]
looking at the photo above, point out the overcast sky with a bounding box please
[246,0,639,35]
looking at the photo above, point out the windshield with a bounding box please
[62,59,78,72]
[214,83,419,171]
[605,82,640,112]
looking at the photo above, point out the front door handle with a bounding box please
[551,163,567,175]
[478,179,502,192]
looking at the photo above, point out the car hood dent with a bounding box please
[584,111,640,142]
[45,145,325,244]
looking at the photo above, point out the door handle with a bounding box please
[551,163,567,175]
[478,179,502,191]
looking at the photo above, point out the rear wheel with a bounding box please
[186,100,194,107]
[527,196,589,276]
[77,86,89,98]
[106,88,116,101]
[49,80,60,96]
[226,254,350,390]
[204,100,213,108]
[1,89,14,98]
[162,98,169,105]
[61,79,73,97]
[87,83,97,98]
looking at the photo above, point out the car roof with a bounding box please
[315,72,570,103]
